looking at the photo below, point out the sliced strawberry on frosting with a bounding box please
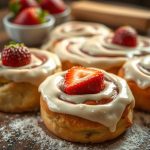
[64,66,105,95]
[112,26,137,47]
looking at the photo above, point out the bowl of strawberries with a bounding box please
[3,0,56,46]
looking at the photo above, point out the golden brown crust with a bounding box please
[0,79,40,113]
[61,60,121,74]
[118,68,150,112]
[40,97,133,143]
[0,65,61,113]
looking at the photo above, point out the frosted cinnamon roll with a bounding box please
[0,43,61,113]
[118,55,150,112]
[42,21,111,51]
[53,31,150,74]
[39,66,134,143]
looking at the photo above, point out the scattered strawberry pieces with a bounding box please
[9,0,38,15]
[13,7,47,25]
[112,26,137,47]
[1,43,31,67]
[40,0,66,14]
[64,66,105,95]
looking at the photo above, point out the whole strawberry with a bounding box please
[13,7,47,25]
[40,0,66,14]
[112,26,137,47]
[1,43,31,67]
[9,0,39,15]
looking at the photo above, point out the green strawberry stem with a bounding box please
[9,1,21,15]
[36,8,48,23]
[5,42,25,49]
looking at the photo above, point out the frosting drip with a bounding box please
[39,69,134,132]
[0,49,61,86]
[123,55,150,89]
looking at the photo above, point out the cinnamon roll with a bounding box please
[42,21,111,51]
[39,66,134,143]
[0,43,61,113]
[118,55,150,112]
[53,33,150,74]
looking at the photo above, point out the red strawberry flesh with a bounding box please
[13,7,46,25]
[9,0,38,14]
[64,66,105,95]
[112,26,137,47]
[40,0,66,14]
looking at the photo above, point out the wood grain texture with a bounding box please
[71,1,150,33]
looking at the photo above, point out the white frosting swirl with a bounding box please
[51,21,111,39]
[54,35,150,70]
[123,55,150,89]
[42,21,111,50]
[0,49,61,86]
[39,69,134,132]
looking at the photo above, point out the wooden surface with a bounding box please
[71,1,150,33]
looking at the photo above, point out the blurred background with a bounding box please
[0,0,150,9]
[0,0,149,48]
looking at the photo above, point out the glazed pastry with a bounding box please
[118,55,150,112]
[53,26,150,74]
[39,66,134,143]
[42,21,111,51]
[0,43,61,113]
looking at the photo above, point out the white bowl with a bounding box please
[3,13,55,46]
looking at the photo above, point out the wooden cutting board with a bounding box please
[71,1,150,33]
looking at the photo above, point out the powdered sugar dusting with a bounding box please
[0,111,150,150]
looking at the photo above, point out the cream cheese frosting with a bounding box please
[50,21,111,39]
[54,35,150,70]
[39,69,134,132]
[42,21,111,51]
[123,55,150,89]
[0,48,61,86]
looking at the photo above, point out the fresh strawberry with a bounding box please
[13,7,47,25]
[112,26,137,47]
[64,66,105,95]
[1,43,31,67]
[9,0,38,15]
[40,0,66,14]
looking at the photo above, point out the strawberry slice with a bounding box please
[40,0,66,14]
[64,66,105,95]
[112,26,137,47]
[13,7,47,25]
[9,0,39,15]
